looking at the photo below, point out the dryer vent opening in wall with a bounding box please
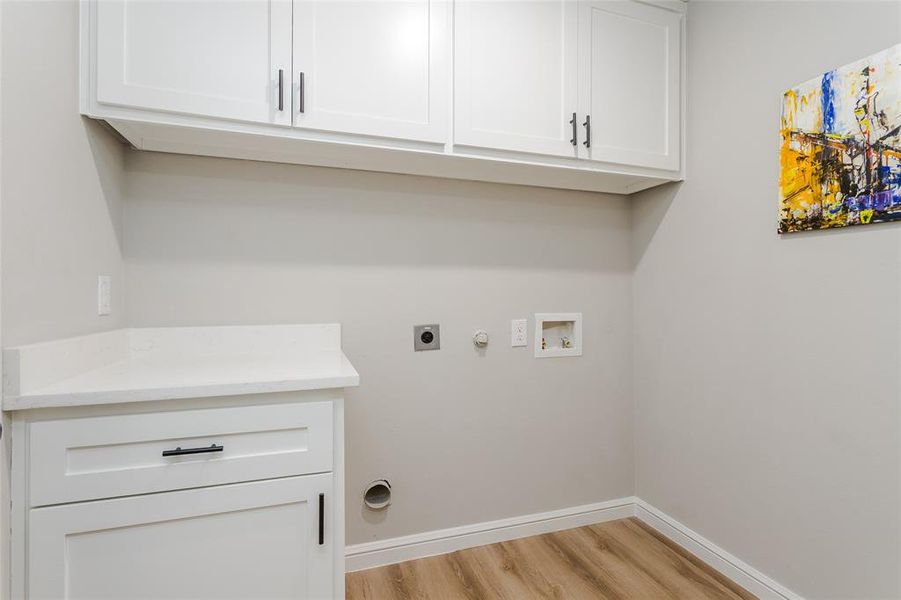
[364,480,391,510]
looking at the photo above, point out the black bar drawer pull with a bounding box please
[583,114,591,148]
[318,493,325,545]
[162,443,223,457]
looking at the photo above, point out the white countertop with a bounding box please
[3,324,359,410]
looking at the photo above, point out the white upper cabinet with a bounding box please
[578,0,682,170]
[94,0,292,126]
[454,0,579,157]
[82,0,685,194]
[292,1,449,143]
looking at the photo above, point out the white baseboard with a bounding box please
[346,497,804,600]
[634,500,803,600]
[345,496,636,572]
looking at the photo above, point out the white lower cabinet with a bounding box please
[12,394,346,600]
[29,474,334,600]
[28,401,334,507]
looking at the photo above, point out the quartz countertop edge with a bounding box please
[3,325,360,411]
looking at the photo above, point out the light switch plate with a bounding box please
[511,319,527,347]
[414,324,440,351]
[97,275,111,316]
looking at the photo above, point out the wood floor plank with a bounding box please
[492,539,570,599]
[598,519,735,600]
[428,556,477,600]
[561,521,679,598]
[623,518,757,600]
[508,532,614,599]
[346,518,757,600]
[537,530,624,598]
[346,563,400,600]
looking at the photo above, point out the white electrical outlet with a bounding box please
[511,318,527,347]
[97,275,111,316]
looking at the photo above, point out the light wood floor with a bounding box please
[346,518,756,600]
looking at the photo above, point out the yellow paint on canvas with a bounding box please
[779,44,901,233]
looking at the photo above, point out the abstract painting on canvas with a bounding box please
[779,44,900,233]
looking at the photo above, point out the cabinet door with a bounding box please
[29,475,334,600]
[454,0,579,157]
[95,0,292,125]
[292,0,449,143]
[578,1,681,170]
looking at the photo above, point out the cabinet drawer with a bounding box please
[28,401,333,507]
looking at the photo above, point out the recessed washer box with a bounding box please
[534,313,582,358]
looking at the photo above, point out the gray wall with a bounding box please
[1,0,125,348]
[123,152,635,544]
[0,3,126,597]
[633,2,900,598]
[2,0,899,594]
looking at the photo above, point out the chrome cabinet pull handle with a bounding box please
[162,443,223,457]
[277,69,285,111]
[298,72,305,114]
